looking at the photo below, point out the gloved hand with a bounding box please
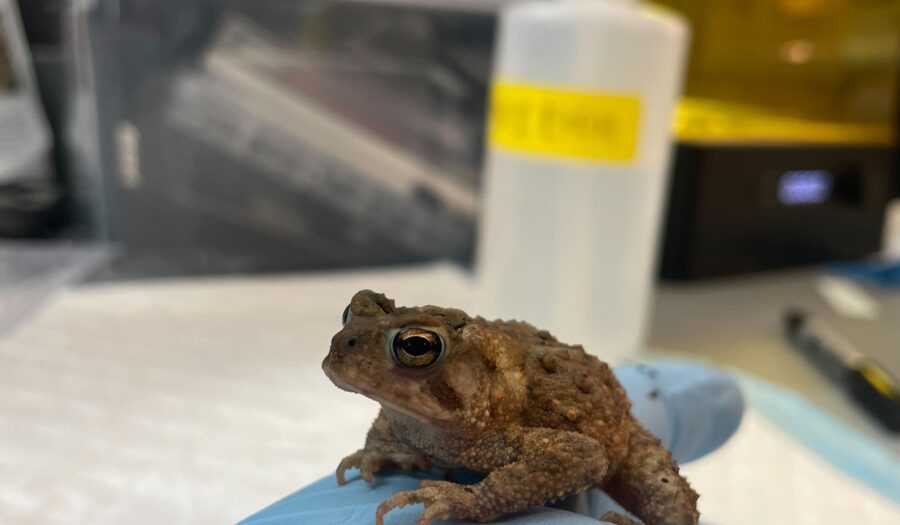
[238,362,744,525]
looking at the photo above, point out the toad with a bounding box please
[323,290,699,525]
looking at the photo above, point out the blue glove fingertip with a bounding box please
[617,362,744,463]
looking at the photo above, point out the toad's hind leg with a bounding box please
[600,424,699,525]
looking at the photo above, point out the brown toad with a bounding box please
[323,290,699,525]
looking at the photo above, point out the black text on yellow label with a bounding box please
[488,82,642,163]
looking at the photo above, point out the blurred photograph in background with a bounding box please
[0,0,57,239]
[65,0,494,278]
[0,18,13,89]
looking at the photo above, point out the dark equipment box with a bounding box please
[660,144,897,280]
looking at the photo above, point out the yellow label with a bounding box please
[488,81,642,163]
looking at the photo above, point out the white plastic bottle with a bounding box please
[477,0,689,359]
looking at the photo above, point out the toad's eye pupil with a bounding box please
[342,305,351,325]
[400,336,431,357]
[391,328,443,369]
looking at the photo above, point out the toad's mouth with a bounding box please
[322,364,365,396]
[323,359,453,426]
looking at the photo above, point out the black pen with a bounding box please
[783,308,900,433]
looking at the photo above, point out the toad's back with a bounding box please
[493,320,635,466]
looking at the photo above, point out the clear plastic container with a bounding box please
[478,0,689,358]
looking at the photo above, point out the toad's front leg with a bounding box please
[376,428,609,525]
[337,410,432,485]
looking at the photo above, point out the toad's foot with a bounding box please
[376,480,479,525]
[336,449,432,485]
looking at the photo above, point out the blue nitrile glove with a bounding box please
[239,363,744,525]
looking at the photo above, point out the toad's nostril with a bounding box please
[348,339,357,347]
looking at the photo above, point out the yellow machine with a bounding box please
[656,0,900,279]
[655,0,898,146]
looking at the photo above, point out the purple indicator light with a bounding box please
[778,170,832,206]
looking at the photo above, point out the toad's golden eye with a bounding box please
[342,305,352,326]
[391,328,443,368]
